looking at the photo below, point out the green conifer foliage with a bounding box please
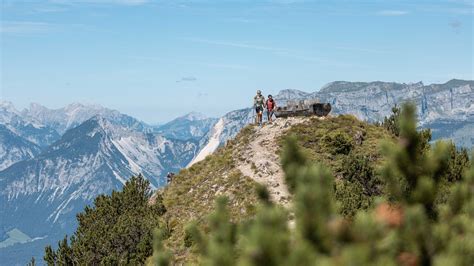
[148,229,171,266]
[445,142,470,182]
[239,186,289,266]
[56,236,73,265]
[44,174,166,265]
[381,104,449,217]
[44,245,56,266]
[199,197,237,266]
[182,197,240,266]
[383,105,401,136]
[323,131,354,155]
[293,165,335,254]
[281,134,308,193]
[341,153,381,197]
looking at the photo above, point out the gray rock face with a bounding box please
[314,80,474,125]
[194,79,473,158]
[0,115,198,230]
[0,125,41,171]
[0,115,198,265]
[0,102,61,148]
[154,112,218,141]
[0,103,211,265]
[22,102,150,135]
[313,79,474,147]
[0,101,156,171]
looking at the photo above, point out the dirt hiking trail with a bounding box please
[237,117,313,206]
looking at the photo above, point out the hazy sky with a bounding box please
[1,0,473,123]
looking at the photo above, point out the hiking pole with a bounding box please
[252,107,256,125]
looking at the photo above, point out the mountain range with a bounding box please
[154,112,218,141]
[0,79,473,265]
[0,103,202,265]
[192,79,473,163]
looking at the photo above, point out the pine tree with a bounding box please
[293,164,335,254]
[341,153,381,197]
[44,245,56,266]
[381,103,449,218]
[185,197,238,266]
[281,134,308,193]
[445,142,470,182]
[45,174,166,265]
[382,105,401,136]
[239,185,289,266]
[56,236,73,265]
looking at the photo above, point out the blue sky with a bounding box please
[1,0,473,123]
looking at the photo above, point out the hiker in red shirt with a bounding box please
[266,94,276,123]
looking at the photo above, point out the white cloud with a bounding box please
[32,6,69,13]
[377,10,409,16]
[0,21,53,33]
[185,38,288,52]
[183,38,358,68]
[333,46,389,54]
[0,21,90,34]
[49,0,150,5]
[201,63,254,70]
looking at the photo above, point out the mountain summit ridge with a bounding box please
[195,79,473,159]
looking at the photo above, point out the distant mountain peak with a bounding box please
[274,89,310,100]
[181,112,208,121]
[64,102,105,111]
[28,102,47,109]
[319,81,370,93]
[443,79,474,87]
[320,81,347,90]
[0,101,20,114]
[18,102,148,135]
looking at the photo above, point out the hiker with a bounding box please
[266,94,276,123]
[254,90,266,126]
[166,172,175,184]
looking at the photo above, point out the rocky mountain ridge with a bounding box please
[154,112,218,141]
[193,79,473,162]
[0,125,41,171]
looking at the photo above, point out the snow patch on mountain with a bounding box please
[181,112,208,121]
[22,102,150,135]
[188,118,224,167]
[0,101,60,147]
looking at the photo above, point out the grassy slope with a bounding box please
[282,115,393,176]
[281,115,395,216]
[159,126,259,263]
[159,115,395,263]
